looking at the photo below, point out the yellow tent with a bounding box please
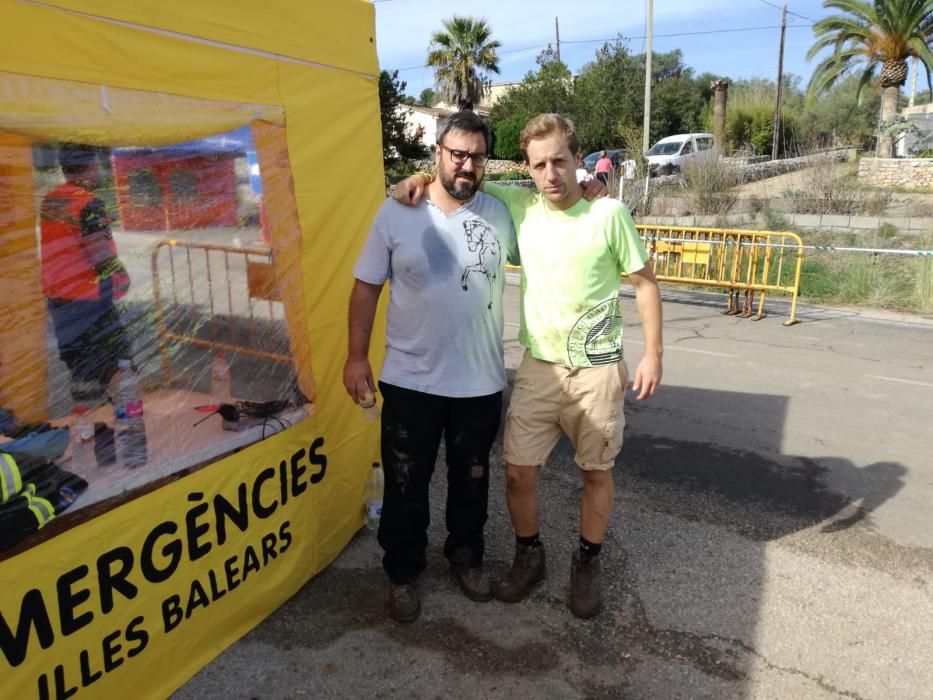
[0,1,385,696]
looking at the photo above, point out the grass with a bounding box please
[795,231,933,314]
[657,223,933,316]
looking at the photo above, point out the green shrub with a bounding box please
[725,104,799,156]
[876,223,898,240]
[494,115,526,161]
[486,170,530,181]
[384,162,420,184]
[761,207,793,232]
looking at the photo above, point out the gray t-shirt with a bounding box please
[353,193,517,397]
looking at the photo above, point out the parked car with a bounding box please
[646,133,717,175]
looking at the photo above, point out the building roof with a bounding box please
[405,104,454,117]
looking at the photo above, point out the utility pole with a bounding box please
[555,17,561,65]
[909,56,918,107]
[771,3,787,161]
[642,0,653,154]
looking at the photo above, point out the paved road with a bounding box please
[176,281,933,700]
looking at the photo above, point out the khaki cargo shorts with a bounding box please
[504,350,629,471]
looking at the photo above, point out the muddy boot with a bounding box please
[493,543,545,603]
[451,564,493,602]
[385,583,421,623]
[569,551,602,619]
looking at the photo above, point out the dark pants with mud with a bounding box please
[48,278,129,384]
[378,381,502,585]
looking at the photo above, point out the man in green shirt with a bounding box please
[394,113,663,619]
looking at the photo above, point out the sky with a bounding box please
[372,0,849,98]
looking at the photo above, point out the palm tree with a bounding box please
[806,0,933,157]
[427,16,501,111]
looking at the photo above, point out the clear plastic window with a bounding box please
[0,74,312,552]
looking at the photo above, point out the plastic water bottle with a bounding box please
[70,407,97,470]
[210,354,232,403]
[113,359,148,469]
[365,461,384,531]
[359,391,380,422]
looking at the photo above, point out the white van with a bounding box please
[646,133,717,175]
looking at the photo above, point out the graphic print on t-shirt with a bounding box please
[460,218,501,309]
[567,297,624,366]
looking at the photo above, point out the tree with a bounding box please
[806,0,933,157]
[494,115,526,160]
[574,44,709,152]
[487,47,577,158]
[378,70,429,167]
[801,74,881,149]
[573,38,643,152]
[650,77,706,142]
[427,16,501,110]
[723,77,806,156]
[418,88,437,107]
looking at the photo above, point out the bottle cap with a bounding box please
[74,406,88,415]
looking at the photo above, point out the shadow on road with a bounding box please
[175,379,913,698]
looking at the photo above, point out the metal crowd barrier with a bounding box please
[150,239,291,381]
[637,225,804,325]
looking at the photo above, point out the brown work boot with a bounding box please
[385,583,421,623]
[493,543,546,603]
[569,551,602,619]
[451,564,494,602]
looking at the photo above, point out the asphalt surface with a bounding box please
[176,280,933,700]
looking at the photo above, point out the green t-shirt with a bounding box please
[485,183,649,367]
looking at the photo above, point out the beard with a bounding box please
[440,168,480,201]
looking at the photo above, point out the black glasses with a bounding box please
[440,144,488,167]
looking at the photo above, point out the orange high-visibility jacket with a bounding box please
[40,183,129,301]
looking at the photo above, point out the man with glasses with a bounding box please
[343,111,517,622]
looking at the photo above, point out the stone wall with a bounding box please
[639,213,933,235]
[644,149,854,191]
[738,149,855,184]
[409,158,527,175]
[857,158,933,190]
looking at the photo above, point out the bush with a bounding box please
[761,207,793,232]
[384,162,420,185]
[782,158,859,215]
[783,158,892,216]
[494,115,526,161]
[680,159,742,215]
[485,170,530,181]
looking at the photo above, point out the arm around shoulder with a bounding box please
[391,172,433,206]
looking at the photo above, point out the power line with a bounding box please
[754,0,815,24]
[391,23,813,72]
[563,23,812,45]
